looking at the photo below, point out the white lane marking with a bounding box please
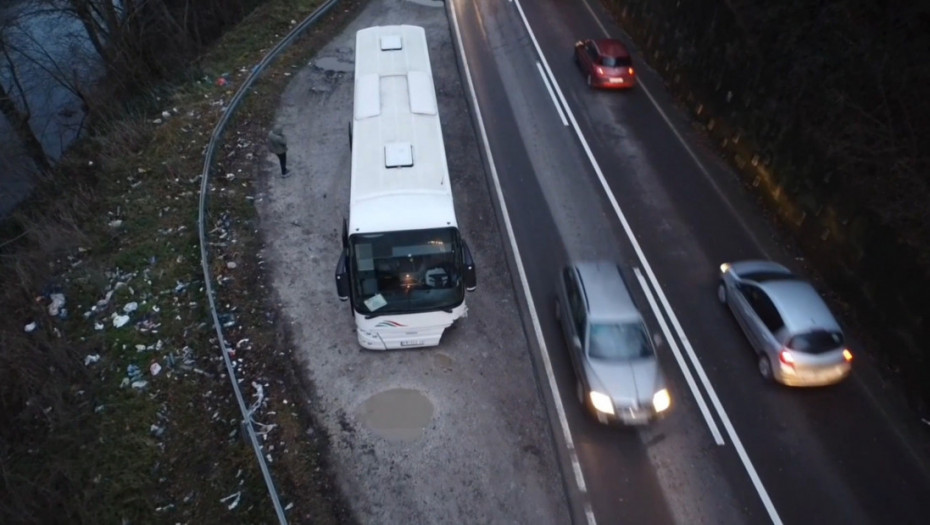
[578,0,770,259]
[536,60,569,126]
[511,0,713,444]
[583,0,930,489]
[513,1,783,524]
[634,268,724,444]
[447,3,594,523]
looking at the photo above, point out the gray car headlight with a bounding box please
[652,388,671,413]
[589,391,615,415]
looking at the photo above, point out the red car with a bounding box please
[574,39,636,89]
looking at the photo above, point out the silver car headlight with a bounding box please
[589,391,615,415]
[652,388,671,413]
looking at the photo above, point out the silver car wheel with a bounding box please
[717,281,727,304]
[758,354,774,380]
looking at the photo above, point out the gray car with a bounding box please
[555,261,671,425]
[718,260,853,386]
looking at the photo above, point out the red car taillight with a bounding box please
[596,66,605,76]
[628,67,635,75]
[843,349,853,362]
[779,349,796,368]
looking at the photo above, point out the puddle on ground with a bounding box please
[358,388,434,442]
[312,56,354,73]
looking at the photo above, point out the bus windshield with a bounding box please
[350,227,465,315]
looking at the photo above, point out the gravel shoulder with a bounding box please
[256,0,571,522]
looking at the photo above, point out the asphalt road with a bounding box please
[449,0,930,524]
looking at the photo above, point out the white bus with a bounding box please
[334,25,476,350]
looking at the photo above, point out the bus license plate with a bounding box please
[400,339,423,347]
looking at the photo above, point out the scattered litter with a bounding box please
[123,302,138,313]
[132,380,148,389]
[219,491,241,510]
[127,364,142,382]
[94,321,104,330]
[923,418,930,427]
[48,293,66,316]
[96,290,114,308]
[255,421,277,440]
[218,313,236,328]
[161,110,171,119]
[248,382,265,415]
[150,423,165,438]
[150,362,162,376]
[138,318,160,332]
[226,261,237,269]
[113,314,130,328]
[154,503,174,512]
[285,502,294,511]
[84,354,100,366]
[135,344,147,352]
[108,219,123,228]
[24,322,37,333]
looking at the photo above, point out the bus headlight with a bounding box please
[589,391,615,415]
[653,388,671,413]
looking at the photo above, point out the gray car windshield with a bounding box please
[588,322,651,360]
[350,227,464,315]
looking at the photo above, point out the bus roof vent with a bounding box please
[384,142,413,168]
[380,34,403,51]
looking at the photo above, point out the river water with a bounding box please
[0,0,101,217]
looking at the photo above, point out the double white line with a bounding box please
[513,0,784,523]
[449,0,782,523]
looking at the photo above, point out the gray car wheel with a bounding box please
[717,281,727,304]
[758,354,774,381]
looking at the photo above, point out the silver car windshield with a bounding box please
[589,322,651,360]
[787,330,844,354]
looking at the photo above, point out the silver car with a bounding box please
[555,261,671,425]
[718,260,853,386]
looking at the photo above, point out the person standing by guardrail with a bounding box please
[267,126,290,177]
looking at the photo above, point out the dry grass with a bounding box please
[0,0,367,523]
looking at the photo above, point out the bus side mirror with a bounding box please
[463,241,476,292]
[335,249,349,301]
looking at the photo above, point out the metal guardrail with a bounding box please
[196,1,342,522]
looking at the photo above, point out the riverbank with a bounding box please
[0,1,366,522]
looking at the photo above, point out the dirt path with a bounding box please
[256,0,570,522]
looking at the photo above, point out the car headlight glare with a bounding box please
[653,388,671,413]
[589,391,615,415]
